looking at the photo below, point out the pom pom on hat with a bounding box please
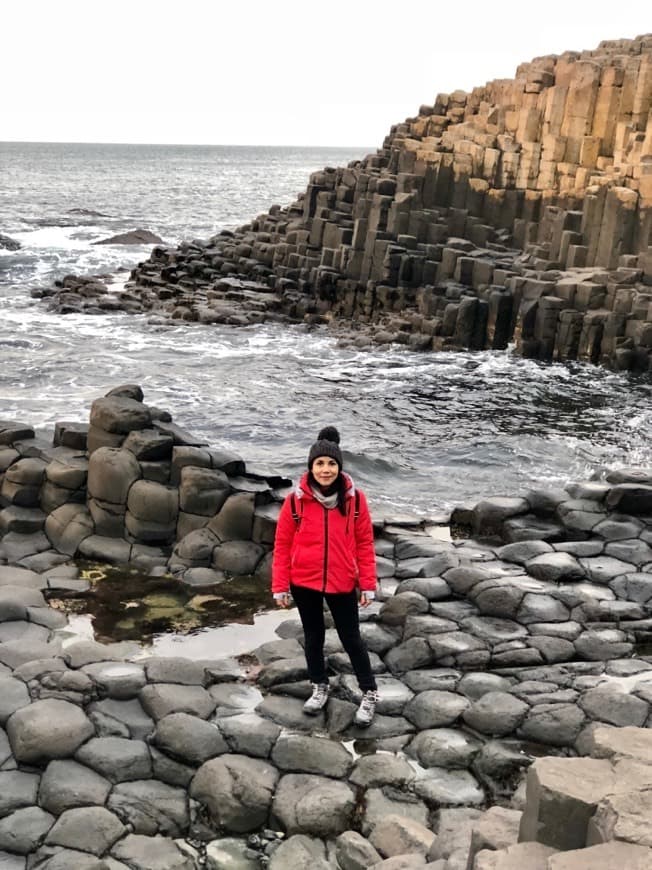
[308,426,343,469]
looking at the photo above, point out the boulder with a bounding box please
[75,736,152,782]
[0,807,55,854]
[93,229,164,245]
[44,503,94,555]
[179,466,230,516]
[38,759,112,814]
[90,397,152,433]
[123,428,174,460]
[271,732,353,778]
[336,830,382,870]
[190,754,279,832]
[272,773,356,837]
[207,492,255,540]
[44,806,126,855]
[369,813,435,858]
[107,779,188,836]
[152,712,228,765]
[409,728,481,769]
[403,690,470,729]
[462,692,529,736]
[7,698,95,764]
[87,447,141,504]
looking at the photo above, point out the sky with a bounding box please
[2,0,651,148]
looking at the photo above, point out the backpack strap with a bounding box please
[290,494,302,527]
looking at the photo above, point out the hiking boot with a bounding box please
[303,682,330,715]
[354,689,378,727]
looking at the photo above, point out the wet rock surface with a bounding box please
[1,394,652,867]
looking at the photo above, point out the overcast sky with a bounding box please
[2,0,650,147]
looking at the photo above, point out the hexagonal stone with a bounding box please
[39,759,112,814]
[216,712,280,759]
[413,768,484,806]
[7,699,94,764]
[271,733,353,778]
[349,754,415,790]
[519,703,586,746]
[0,677,31,724]
[461,616,528,643]
[111,833,195,869]
[579,689,649,727]
[139,684,215,720]
[517,593,569,623]
[605,539,652,567]
[82,662,146,699]
[0,770,40,817]
[90,397,151,434]
[76,737,152,783]
[409,728,481,769]
[462,692,529,736]
[45,806,126,855]
[403,691,470,729]
[88,698,154,740]
[0,807,55,854]
[575,629,633,661]
[579,556,634,584]
[272,773,355,837]
[191,754,278,833]
[611,573,652,604]
[458,672,512,700]
[525,552,585,583]
[87,447,141,504]
[152,713,227,765]
[107,780,188,836]
[472,498,529,536]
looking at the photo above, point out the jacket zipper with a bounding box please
[322,505,329,592]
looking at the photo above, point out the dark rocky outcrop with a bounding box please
[0,233,21,251]
[93,229,164,246]
[38,34,652,373]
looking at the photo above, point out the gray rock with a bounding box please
[340,674,413,716]
[0,677,30,724]
[362,788,429,837]
[179,466,230,516]
[268,834,332,870]
[579,556,634,584]
[413,768,484,806]
[205,836,260,869]
[525,552,585,583]
[123,429,174,461]
[467,805,522,868]
[152,713,228,765]
[140,684,215,720]
[502,516,565,543]
[380,593,430,625]
[111,833,195,869]
[0,806,55,854]
[78,535,132,563]
[335,830,382,870]
[0,852,25,870]
[605,538,652,567]
[369,813,435,858]
[38,759,112,814]
[605,483,652,514]
[472,497,529,536]
[458,673,512,700]
[594,518,644,540]
[76,737,152,783]
[575,629,633,661]
[272,773,355,837]
[107,779,188,836]
[0,771,39,817]
[403,614,458,641]
[45,806,126,855]
[7,698,94,764]
[87,447,141,503]
[88,698,154,740]
[428,632,489,665]
[403,691,470,730]
[349,754,416,790]
[519,703,585,746]
[580,688,649,727]
[497,541,553,564]
[428,807,482,861]
[212,540,265,574]
[82,662,147,699]
[462,692,529,736]
[516,593,569,623]
[255,695,325,732]
[527,636,576,664]
[611,572,652,604]
[216,712,281,758]
[90,397,151,433]
[384,638,433,674]
[403,669,460,693]
[271,732,353,778]
[360,623,401,655]
[208,492,255,541]
[191,754,278,833]
[461,616,528,643]
[396,578,451,600]
[409,728,481,769]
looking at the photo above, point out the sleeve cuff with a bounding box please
[362,590,375,599]
[273,592,289,599]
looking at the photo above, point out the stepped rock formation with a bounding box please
[101,33,652,371]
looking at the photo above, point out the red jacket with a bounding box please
[272,472,377,595]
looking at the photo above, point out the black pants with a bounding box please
[290,584,377,692]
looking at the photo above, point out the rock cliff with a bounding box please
[106,33,652,371]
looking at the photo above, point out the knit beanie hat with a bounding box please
[308,426,343,470]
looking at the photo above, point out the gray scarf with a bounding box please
[310,485,338,510]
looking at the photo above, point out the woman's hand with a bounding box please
[275,593,291,608]
[359,592,373,608]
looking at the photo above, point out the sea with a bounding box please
[2,141,652,518]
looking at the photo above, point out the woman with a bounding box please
[272,426,378,727]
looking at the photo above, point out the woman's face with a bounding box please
[311,456,340,488]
